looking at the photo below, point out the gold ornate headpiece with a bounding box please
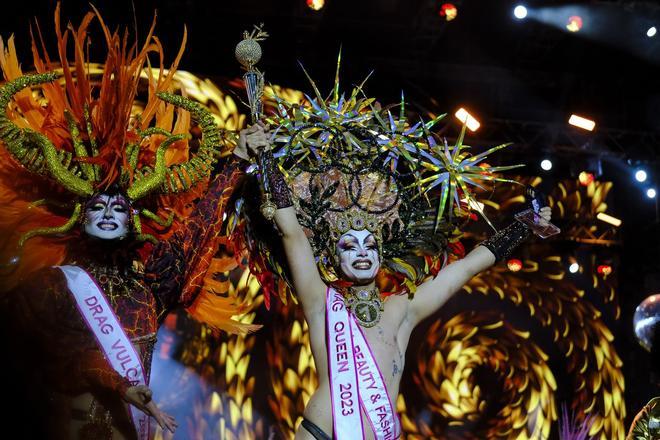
[327,208,385,263]
[286,166,402,267]
[330,209,381,241]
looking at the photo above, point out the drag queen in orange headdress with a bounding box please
[0,5,259,439]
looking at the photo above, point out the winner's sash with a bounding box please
[58,265,151,440]
[326,287,399,439]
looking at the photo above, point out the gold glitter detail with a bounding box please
[0,73,93,195]
[126,133,184,200]
[140,209,174,227]
[0,73,88,184]
[155,92,223,194]
[331,209,381,238]
[235,24,268,69]
[38,128,93,196]
[18,203,82,247]
[64,110,95,181]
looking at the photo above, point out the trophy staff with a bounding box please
[235,24,277,220]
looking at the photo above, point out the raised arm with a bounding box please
[407,207,551,325]
[261,133,326,315]
[273,206,327,315]
[407,245,495,324]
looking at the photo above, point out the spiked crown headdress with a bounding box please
[237,56,522,305]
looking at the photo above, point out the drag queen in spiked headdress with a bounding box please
[235,61,553,439]
[0,6,259,439]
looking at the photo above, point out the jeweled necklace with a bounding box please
[342,285,384,328]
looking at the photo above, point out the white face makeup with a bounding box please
[336,229,380,284]
[84,194,130,240]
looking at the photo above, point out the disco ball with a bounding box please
[634,294,660,352]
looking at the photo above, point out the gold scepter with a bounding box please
[235,24,276,220]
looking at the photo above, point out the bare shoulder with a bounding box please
[384,294,411,325]
[384,295,415,349]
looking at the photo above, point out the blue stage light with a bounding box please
[635,169,648,183]
[514,5,528,20]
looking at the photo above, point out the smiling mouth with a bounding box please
[97,221,118,231]
[352,260,372,270]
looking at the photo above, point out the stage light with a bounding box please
[647,188,657,199]
[513,5,528,20]
[567,256,580,274]
[578,171,595,186]
[597,265,613,276]
[540,159,553,171]
[635,169,648,183]
[507,258,523,272]
[306,0,324,11]
[455,108,480,132]
[439,3,458,21]
[596,212,622,227]
[648,26,657,38]
[568,114,596,131]
[566,16,583,33]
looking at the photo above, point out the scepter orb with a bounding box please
[235,24,268,70]
[235,37,261,69]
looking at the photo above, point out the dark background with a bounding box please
[2,0,659,432]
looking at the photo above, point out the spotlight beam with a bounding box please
[529,4,660,64]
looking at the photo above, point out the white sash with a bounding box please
[57,265,151,440]
[326,287,399,439]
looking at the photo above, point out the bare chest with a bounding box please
[307,295,411,384]
[360,323,407,385]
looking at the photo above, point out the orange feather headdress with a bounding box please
[0,5,222,292]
